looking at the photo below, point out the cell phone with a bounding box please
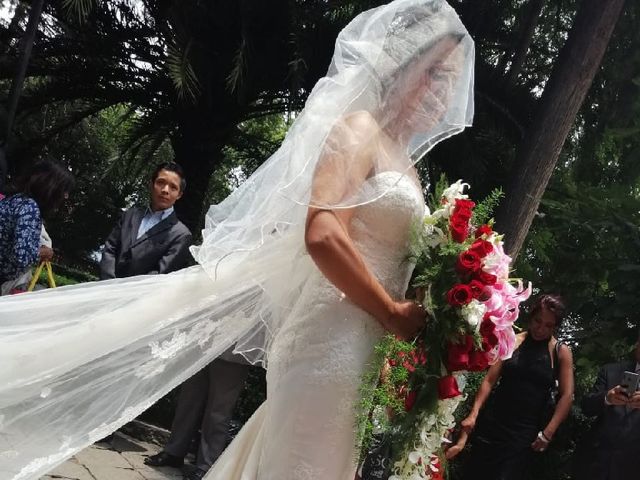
[620,371,640,397]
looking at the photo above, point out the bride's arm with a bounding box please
[304,112,424,340]
[305,207,423,339]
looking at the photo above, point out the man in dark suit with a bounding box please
[575,337,640,480]
[108,163,250,480]
[100,162,192,279]
[145,348,250,480]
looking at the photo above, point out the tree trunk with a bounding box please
[496,0,626,259]
[4,0,45,141]
[504,0,546,88]
[170,114,230,235]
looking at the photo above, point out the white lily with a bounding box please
[408,451,422,464]
[442,179,469,203]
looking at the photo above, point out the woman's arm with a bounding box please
[305,112,425,340]
[542,343,574,440]
[460,360,503,432]
[305,208,423,338]
[445,429,469,460]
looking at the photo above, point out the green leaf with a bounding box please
[166,37,201,101]
[62,0,96,22]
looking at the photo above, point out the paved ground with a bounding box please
[39,432,192,480]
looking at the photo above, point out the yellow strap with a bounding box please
[27,262,45,292]
[27,261,56,291]
[45,261,56,288]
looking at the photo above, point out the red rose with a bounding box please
[475,224,493,238]
[447,348,469,371]
[470,239,494,258]
[455,198,476,211]
[482,333,499,352]
[468,280,489,301]
[480,316,496,335]
[468,350,490,371]
[438,375,462,399]
[447,335,474,371]
[480,318,499,351]
[475,271,497,285]
[446,284,474,306]
[456,250,482,275]
[450,218,469,243]
[404,390,418,411]
[453,207,473,221]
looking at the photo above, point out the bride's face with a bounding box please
[388,38,464,136]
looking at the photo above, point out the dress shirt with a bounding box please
[136,206,174,239]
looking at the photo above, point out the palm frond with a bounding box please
[166,37,201,101]
[62,0,96,22]
[226,36,249,96]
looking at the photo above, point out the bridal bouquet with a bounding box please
[357,178,531,480]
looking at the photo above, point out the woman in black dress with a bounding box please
[455,294,574,480]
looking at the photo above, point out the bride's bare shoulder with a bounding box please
[342,110,381,134]
[327,111,381,149]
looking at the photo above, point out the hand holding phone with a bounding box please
[620,371,640,397]
[606,386,628,406]
[629,390,640,410]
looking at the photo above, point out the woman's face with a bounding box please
[529,307,557,341]
[392,38,463,134]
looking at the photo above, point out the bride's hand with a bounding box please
[384,300,427,340]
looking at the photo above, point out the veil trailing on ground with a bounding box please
[0,1,473,479]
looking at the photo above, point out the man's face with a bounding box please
[150,169,183,211]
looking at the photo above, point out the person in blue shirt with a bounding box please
[0,160,74,289]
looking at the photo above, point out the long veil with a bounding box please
[0,1,474,479]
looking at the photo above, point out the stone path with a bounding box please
[39,432,189,480]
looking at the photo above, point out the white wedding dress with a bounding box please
[0,4,475,479]
[205,171,424,480]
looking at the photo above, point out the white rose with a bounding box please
[460,300,486,329]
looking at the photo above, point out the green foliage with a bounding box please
[472,187,504,226]
[27,104,161,271]
[426,174,450,213]
[62,0,96,22]
[166,38,201,101]
[1,0,366,230]
[35,268,78,288]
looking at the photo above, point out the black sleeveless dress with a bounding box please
[462,335,555,480]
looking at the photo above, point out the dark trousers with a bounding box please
[164,358,250,471]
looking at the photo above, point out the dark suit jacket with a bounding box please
[575,360,640,480]
[99,206,192,279]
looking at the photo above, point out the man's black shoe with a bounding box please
[144,451,184,468]
[184,468,207,480]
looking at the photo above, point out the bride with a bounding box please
[0,1,474,479]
